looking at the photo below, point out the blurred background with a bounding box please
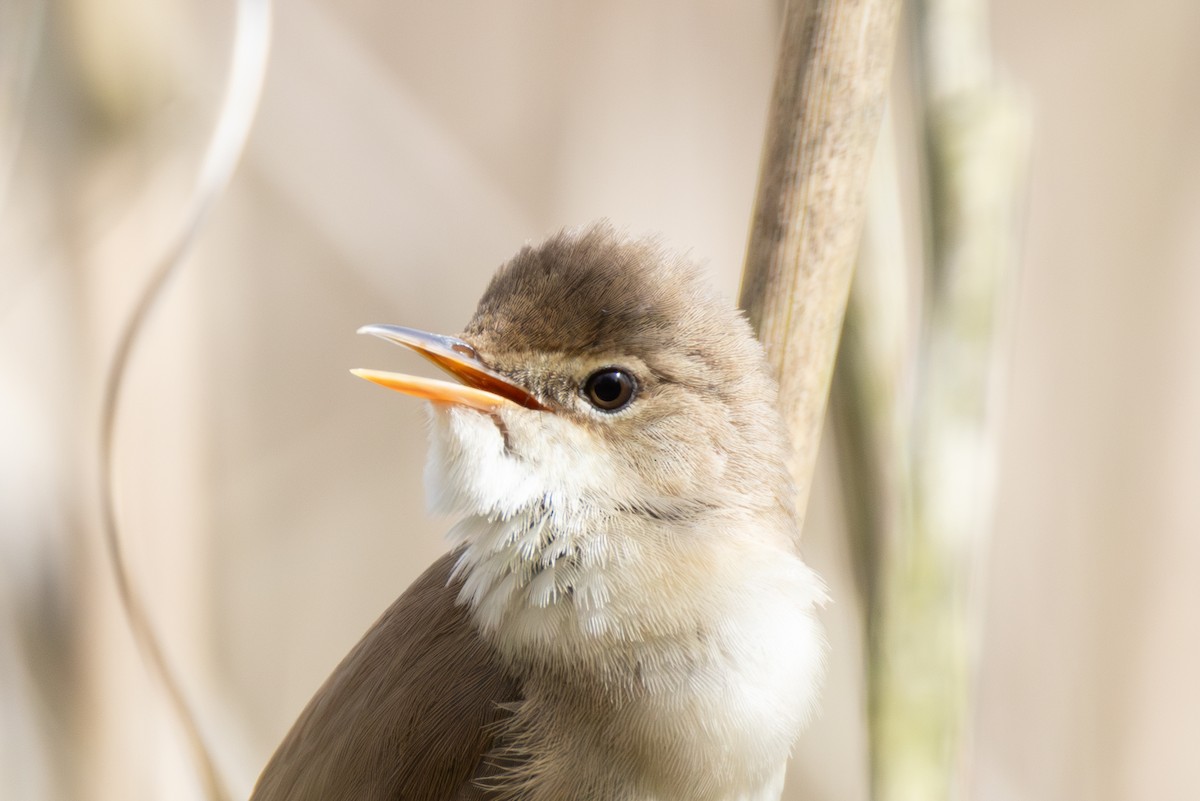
[2,1,1198,800]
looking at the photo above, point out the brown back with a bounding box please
[250,552,520,801]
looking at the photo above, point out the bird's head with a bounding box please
[355,223,797,539]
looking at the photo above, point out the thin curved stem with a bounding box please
[97,2,272,800]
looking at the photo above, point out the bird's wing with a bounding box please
[250,551,520,801]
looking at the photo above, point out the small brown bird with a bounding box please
[250,223,827,801]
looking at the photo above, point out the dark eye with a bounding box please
[582,368,637,412]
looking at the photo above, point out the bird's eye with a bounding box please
[582,369,637,412]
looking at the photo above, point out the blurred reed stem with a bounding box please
[834,0,1029,798]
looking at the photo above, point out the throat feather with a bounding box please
[449,500,617,638]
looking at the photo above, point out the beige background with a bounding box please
[1,1,1198,799]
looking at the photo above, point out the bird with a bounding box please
[250,223,828,801]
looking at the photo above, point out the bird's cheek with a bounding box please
[627,426,727,501]
[502,411,628,497]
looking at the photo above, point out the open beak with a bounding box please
[352,324,546,412]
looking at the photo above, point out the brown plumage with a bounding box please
[250,553,518,801]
